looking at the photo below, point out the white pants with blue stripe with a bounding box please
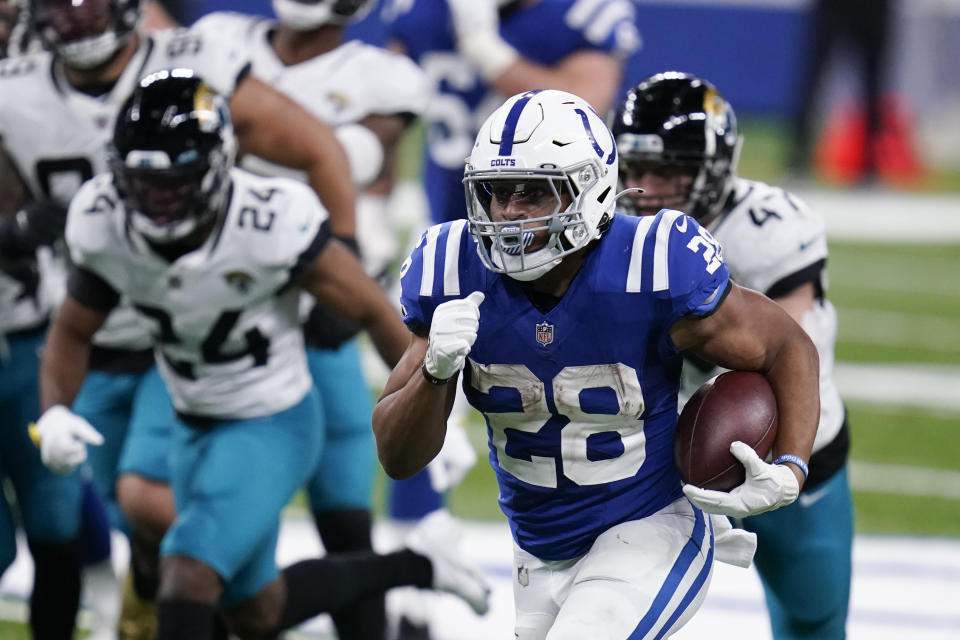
[513,498,715,640]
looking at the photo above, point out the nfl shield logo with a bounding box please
[535,322,554,346]
[517,565,529,587]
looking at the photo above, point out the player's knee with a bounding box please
[222,579,284,639]
[117,473,175,541]
[158,555,222,603]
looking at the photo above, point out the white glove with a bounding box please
[424,291,484,381]
[445,0,518,81]
[428,419,478,492]
[33,405,103,474]
[683,441,800,519]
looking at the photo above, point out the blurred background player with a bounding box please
[35,69,491,640]
[612,71,853,639]
[382,3,639,633]
[788,0,893,183]
[372,88,821,640]
[2,0,360,636]
[176,1,429,638]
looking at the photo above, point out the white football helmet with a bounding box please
[271,0,373,30]
[464,90,619,281]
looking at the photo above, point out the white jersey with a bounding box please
[0,27,250,350]
[194,12,429,184]
[66,169,329,418]
[680,178,845,454]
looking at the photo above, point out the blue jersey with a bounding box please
[386,0,639,224]
[400,211,730,560]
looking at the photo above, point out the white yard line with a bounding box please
[850,461,960,500]
[834,361,960,411]
[793,187,960,244]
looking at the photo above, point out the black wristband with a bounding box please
[421,360,453,386]
[333,234,361,256]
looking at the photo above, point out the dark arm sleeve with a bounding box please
[765,259,826,300]
[67,265,120,311]
[288,220,332,287]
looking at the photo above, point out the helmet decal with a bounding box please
[497,90,543,156]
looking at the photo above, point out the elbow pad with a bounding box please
[334,123,384,189]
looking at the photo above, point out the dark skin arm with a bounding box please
[300,238,410,368]
[372,333,455,479]
[229,75,357,237]
[671,283,820,489]
[40,296,110,411]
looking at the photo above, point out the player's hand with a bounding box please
[428,419,478,492]
[445,0,518,81]
[682,441,800,518]
[32,405,104,474]
[424,291,484,381]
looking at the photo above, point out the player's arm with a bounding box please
[671,283,820,489]
[371,333,456,479]
[489,51,621,114]
[229,75,357,237]
[445,0,623,112]
[372,291,484,479]
[772,281,817,322]
[34,267,114,473]
[340,113,412,189]
[300,238,409,367]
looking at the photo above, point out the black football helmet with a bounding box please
[110,68,237,245]
[610,71,741,222]
[270,0,374,29]
[31,0,140,68]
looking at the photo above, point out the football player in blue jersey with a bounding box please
[612,72,854,640]
[384,7,640,630]
[35,71,490,640]
[373,89,822,640]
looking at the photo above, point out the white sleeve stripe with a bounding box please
[566,0,605,30]
[585,2,635,44]
[653,210,684,292]
[443,220,467,296]
[626,215,657,292]
[420,224,442,296]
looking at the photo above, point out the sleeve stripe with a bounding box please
[585,2,635,45]
[566,0,605,30]
[443,220,467,296]
[419,224,442,296]
[626,215,657,292]
[653,209,684,292]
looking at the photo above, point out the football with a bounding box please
[674,371,778,492]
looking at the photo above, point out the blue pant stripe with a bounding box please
[652,514,715,640]
[629,507,706,639]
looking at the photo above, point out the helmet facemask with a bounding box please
[466,90,618,281]
[111,147,233,245]
[32,0,139,69]
[465,160,602,281]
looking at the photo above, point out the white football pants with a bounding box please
[513,497,715,640]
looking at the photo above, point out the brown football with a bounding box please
[674,371,778,492]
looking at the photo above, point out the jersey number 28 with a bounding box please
[468,362,646,488]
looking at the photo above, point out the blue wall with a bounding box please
[623,4,810,115]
